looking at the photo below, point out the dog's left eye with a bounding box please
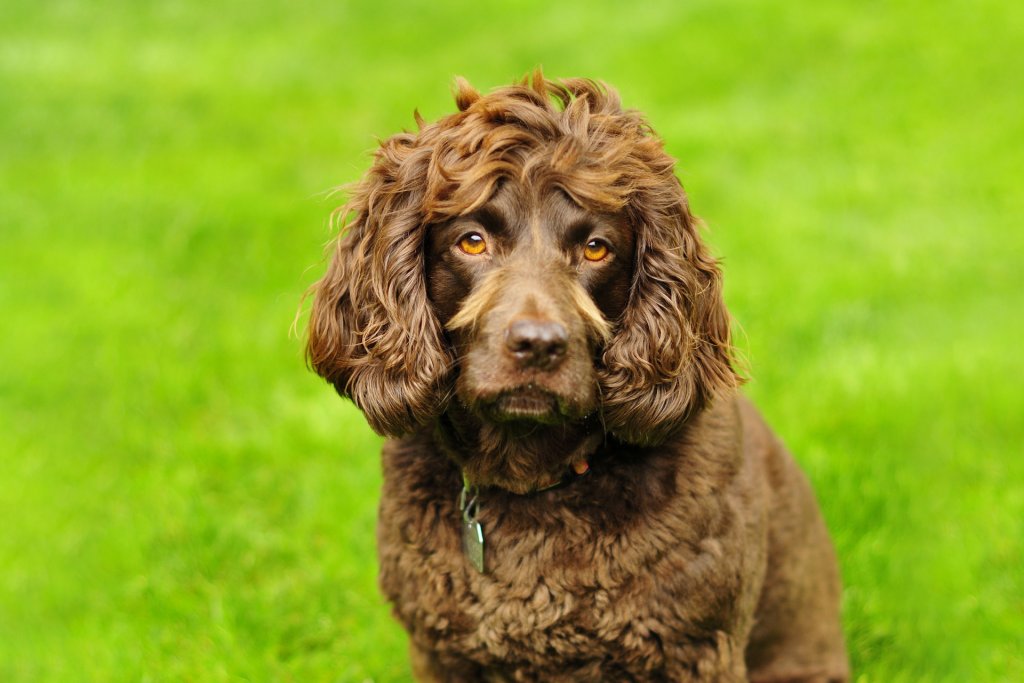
[583,239,609,262]
[458,233,488,256]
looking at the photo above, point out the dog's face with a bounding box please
[426,181,633,428]
[306,75,739,483]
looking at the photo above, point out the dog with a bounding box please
[306,72,849,682]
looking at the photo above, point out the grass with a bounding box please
[1,0,1021,680]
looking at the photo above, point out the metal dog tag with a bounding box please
[462,517,486,573]
[460,484,486,573]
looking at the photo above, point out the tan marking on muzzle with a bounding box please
[446,268,612,343]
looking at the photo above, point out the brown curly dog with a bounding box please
[306,72,849,682]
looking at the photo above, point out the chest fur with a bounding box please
[376,455,756,678]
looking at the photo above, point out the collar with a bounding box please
[530,458,591,494]
[461,457,590,498]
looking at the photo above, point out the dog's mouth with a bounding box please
[484,386,563,424]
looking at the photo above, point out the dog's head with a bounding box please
[307,72,739,454]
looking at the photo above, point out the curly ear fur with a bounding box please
[306,134,454,436]
[599,187,740,445]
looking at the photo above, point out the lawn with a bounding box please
[1,1,1021,680]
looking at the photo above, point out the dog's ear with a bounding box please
[306,133,454,436]
[599,188,740,445]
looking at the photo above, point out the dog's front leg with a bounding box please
[408,641,442,683]
[663,630,749,683]
[409,641,483,683]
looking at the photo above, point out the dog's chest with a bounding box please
[380,506,673,674]
[377,488,741,679]
[374,436,752,679]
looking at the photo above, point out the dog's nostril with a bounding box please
[505,319,569,368]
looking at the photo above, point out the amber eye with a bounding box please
[583,239,609,262]
[458,232,487,255]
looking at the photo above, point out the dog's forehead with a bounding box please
[482,180,594,230]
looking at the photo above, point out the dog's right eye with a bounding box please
[458,233,487,255]
[583,239,609,262]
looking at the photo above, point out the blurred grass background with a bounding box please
[2,0,1021,680]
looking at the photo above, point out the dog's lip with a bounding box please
[487,387,561,422]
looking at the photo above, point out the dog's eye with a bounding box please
[583,239,609,262]
[458,233,487,256]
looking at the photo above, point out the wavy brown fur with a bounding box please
[306,71,849,681]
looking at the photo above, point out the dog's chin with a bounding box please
[481,387,571,426]
[442,383,599,493]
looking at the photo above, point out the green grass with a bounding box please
[2,1,1021,680]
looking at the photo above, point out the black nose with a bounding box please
[505,319,569,370]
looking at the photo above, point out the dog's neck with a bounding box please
[434,403,604,495]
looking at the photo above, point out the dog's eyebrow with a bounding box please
[564,219,596,243]
[463,205,508,234]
